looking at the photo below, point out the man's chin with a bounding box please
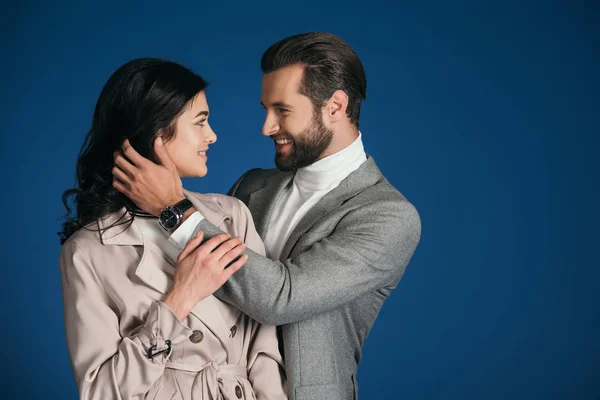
[275,155,296,172]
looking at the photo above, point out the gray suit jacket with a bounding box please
[197,156,421,400]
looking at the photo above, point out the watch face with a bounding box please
[159,209,179,230]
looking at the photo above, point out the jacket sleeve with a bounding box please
[205,198,421,325]
[59,240,192,400]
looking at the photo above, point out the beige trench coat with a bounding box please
[59,191,286,400]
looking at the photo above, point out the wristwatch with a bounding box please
[158,199,193,231]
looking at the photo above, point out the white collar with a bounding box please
[295,132,367,191]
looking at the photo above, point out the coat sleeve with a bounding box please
[59,240,192,400]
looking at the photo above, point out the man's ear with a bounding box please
[326,90,349,123]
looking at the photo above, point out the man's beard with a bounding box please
[274,111,333,172]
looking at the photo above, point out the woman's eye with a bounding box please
[197,119,207,126]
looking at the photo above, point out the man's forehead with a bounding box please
[264,65,304,86]
[261,65,304,102]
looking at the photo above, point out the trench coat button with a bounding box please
[230,325,237,338]
[189,330,204,344]
[235,384,243,398]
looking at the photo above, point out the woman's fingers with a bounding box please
[217,242,247,269]
[211,237,243,261]
[221,254,248,281]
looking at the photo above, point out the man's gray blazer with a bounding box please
[199,156,421,399]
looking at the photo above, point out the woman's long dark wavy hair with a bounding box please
[59,58,208,244]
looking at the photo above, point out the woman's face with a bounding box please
[164,91,217,178]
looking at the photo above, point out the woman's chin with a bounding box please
[195,167,208,178]
[179,166,208,178]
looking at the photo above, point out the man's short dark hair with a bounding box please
[261,32,367,126]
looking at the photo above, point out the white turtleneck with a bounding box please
[169,132,367,261]
[263,132,367,260]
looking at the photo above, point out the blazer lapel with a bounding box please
[248,172,294,238]
[279,156,383,260]
[278,181,348,260]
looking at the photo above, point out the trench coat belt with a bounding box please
[165,360,248,397]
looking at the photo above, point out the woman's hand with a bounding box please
[163,231,248,320]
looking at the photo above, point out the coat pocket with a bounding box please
[295,384,340,400]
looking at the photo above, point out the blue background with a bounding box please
[1,1,598,399]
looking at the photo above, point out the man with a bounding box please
[113,32,421,400]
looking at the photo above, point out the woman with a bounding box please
[59,58,286,400]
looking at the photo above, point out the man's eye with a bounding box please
[278,108,288,114]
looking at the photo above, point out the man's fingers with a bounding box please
[114,152,137,177]
[178,231,204,262]
[112,178,129,195]
[211,237,243,260]
[154,137,177,170]
[111,165,130,184]
[122,139,150,168]
[221,254,248,280]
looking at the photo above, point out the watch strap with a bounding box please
[172,198,193,216]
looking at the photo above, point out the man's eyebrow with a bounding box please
[260,101,293,109]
